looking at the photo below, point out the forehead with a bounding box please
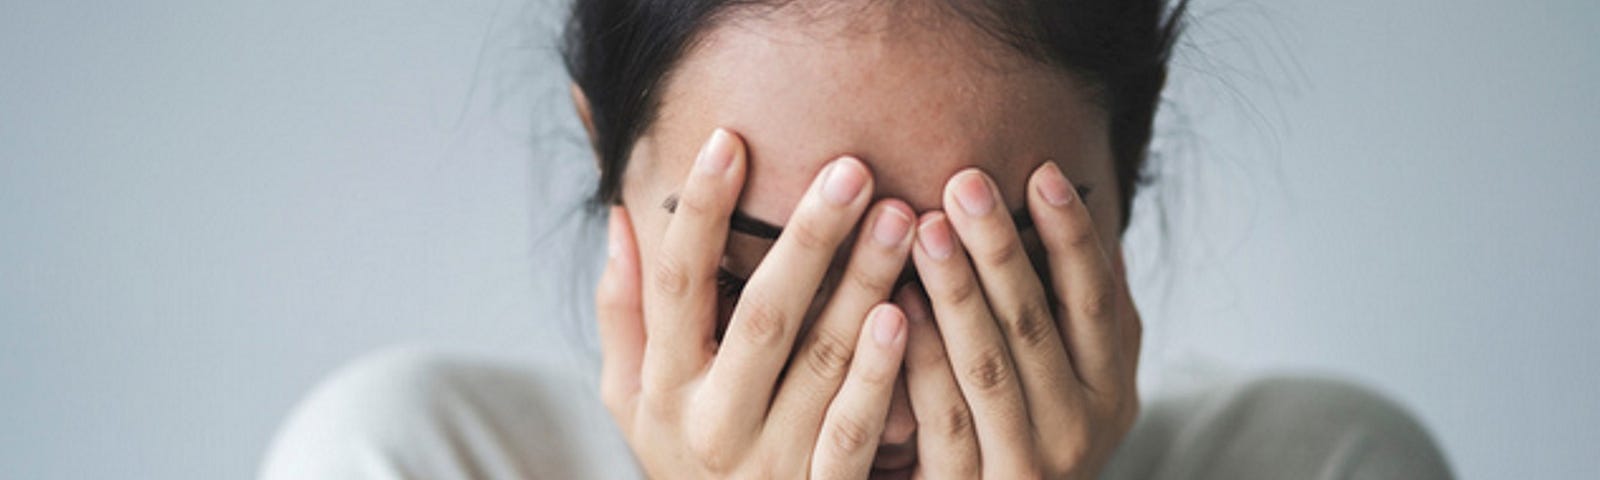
[635,4,1109,222]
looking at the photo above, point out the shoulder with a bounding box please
[1106,375,1453,480]
[259,347,635,480]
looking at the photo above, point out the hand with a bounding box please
[898,165,1141,479]
[595,129,919,478]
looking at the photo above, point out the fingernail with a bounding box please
[1037,162,1074,206]
[872,306,905,346]
[694,129,734,175]
[872,206,912,247]
[822,157,867,205]
[917,215,954,260]
[952,170,995,216]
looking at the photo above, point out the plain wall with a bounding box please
[2,0,1595,478]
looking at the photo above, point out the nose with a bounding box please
[882,375,916,445]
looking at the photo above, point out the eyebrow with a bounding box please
[660,184,1093,240]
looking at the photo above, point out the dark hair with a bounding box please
[561,0,1188,232]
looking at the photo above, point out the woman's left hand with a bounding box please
[897,163,1141,479]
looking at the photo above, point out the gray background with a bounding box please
[2,0,1595,478]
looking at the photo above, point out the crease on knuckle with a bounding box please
[827,413,875,456]
[976,239,1025,267]
[844,266,895,295]
[855,354,897,387]
[1044,440,1091,477]
[924,402,974,440]
[964,347,1014,393]
[1063,219,1099,250]
[907,337,949,373]
[1076,288,1116,323]
[1003,300,1058,349]
[801,329,854,381]
[785,219,835,253]
[734,298,790,348]
[939,276,984,308]
[652,256,693,297]
[676,190,721,219]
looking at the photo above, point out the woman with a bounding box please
[262,0,1452,478]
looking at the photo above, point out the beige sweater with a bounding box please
[260,348,1452,479]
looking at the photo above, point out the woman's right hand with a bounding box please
[595,129,917,478]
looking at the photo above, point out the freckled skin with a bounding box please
[606,3,1127,470]
[624,6,1118,240]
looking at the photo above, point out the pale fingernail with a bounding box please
[1037,162,1074,206]
[917,214,954,260]
[872,306,905,346]
[822,157,868,205]
[694,129,735,175]
[872,206,912,246]
[952,170,995,216]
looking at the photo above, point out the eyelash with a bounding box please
[715,268,748,299]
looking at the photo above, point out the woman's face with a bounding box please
[596,3,1125,466]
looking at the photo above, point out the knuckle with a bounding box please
[802,330,855,381]
[976,239,1026,267]
[1003,301,1058,349]
[651,256,693,297]
[907,337,950,372]
[923,403,974,440]
[676,190,721,218]
[1043,440,1091,477]
[638,388,678,422]
[734,298,791,348]
[853,353,897,387]
[844,266,896,295]
[785,219,835,253]
[940,275,985,307]
[685,416,739,472]
[827,413,875,455]
[1064,219,1100,249]
[964,347,1014,393]
[1077,288,1117,322]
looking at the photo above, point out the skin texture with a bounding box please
[587,3,1142,478]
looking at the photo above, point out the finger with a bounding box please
[897,286,980,479]
[1028,162,1123,394]
[810,304,907,480]
[1111,247,1143,386]
[701,156,875,437]
[642,128,746,389]
[943,168,1085,435]
[767,199,914,441]
[596,206,646,426]
[910,212,1035,475]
